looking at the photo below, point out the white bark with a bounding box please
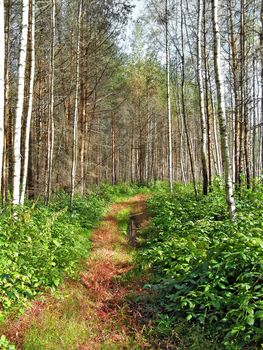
[261,0,263,171]
[197,0,208,195]
[0,0,5,195]
[20,0,35,205]
[70,1,82,206]
[212,0,236,219]
[45,0,55,205]
[13,0,29,205]
[165,0,173,193]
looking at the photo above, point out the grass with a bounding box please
[24,315,87,350]
[116,207,132,235]
[0,185,151,350]
[21,194,149,350]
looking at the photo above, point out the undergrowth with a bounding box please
[137,183,263,349]
[0,183,146,322]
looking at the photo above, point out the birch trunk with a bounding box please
[212,0,236,219]
[181,1,198,199]
[197,0,208,195]
[111,113,117,185]
[165,0,173,193]
[2,0,11,205]
[261,0,263,172]
[20,0,35,204]
[0,0,5,197]
[13,0,29,205]
[70,0,82,206]
[203,1,212,187]
[45,0,56,205]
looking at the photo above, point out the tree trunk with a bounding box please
[181,0,198,199]
[165,0,173,193]
[203,1,212,188]
[13,0,29,205]
[212,0,236,219]
[197,0,208,195]
[2,0,11,205]
[70,0,82,206]
[260,0,263,173]
[21,0,35,204]
[229,0,240,185]
[0,0,5,198]
[111,113,117,185]
[45,0,56,205]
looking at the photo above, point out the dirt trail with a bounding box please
[3,194,151,350]
[79,193,150,349]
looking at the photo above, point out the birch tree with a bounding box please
[261,0,263,172]
[180,0,198,199]
[197,0,208,195]
[70,0,82,206]
[165,0,173,193]
[0,0,5,196]
[20,0,35,204]
[212,0,236,219]
[13,0,29,205]
[45,0,55,205]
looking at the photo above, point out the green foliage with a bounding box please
[0,183,145,318]
[116,208,131,235]
[0,193,105,315]
[98,183,150,202]
[0,182,148,323]
[0,335,15,350]
[137,184,263,349]
[23,313,88,350]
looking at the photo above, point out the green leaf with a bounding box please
[254,310,263,320]
[186,314,193,321]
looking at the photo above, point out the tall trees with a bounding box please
[180,0,198,199]
[212,0,236,219]
[45,0,56,205]
[0,0,5,197]
[261,0,263,173]
[197,0,208,195]
[0,0,260,212]
[70,0,82,206]
[13,0,29,205]
[21,0,35,205]
[165,0,173,193]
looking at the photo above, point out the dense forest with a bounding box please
[0,0,262,349]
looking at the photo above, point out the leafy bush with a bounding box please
[0,193,107,314]
[98,182,149,201]
[138,184,263,349]
[0,335,15,350]
[0,183,147,318]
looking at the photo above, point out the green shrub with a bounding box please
[0,335,15,350]
[0,187,121,316]
[138,184,263,349]
[0,183,147,318]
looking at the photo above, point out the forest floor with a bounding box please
[4,194,153,350]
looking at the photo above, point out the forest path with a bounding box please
[10,194,151,350]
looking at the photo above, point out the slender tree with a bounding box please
[21,0,35,204]
[180,0,198,199]
[212,0,236,219]
[261,0,263,173]
[70,0,82,206]
[13,0,29,205]
[165,0,173,192]
[0,0,5,197]
[197,0,208,195]
[45,0,56,205]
